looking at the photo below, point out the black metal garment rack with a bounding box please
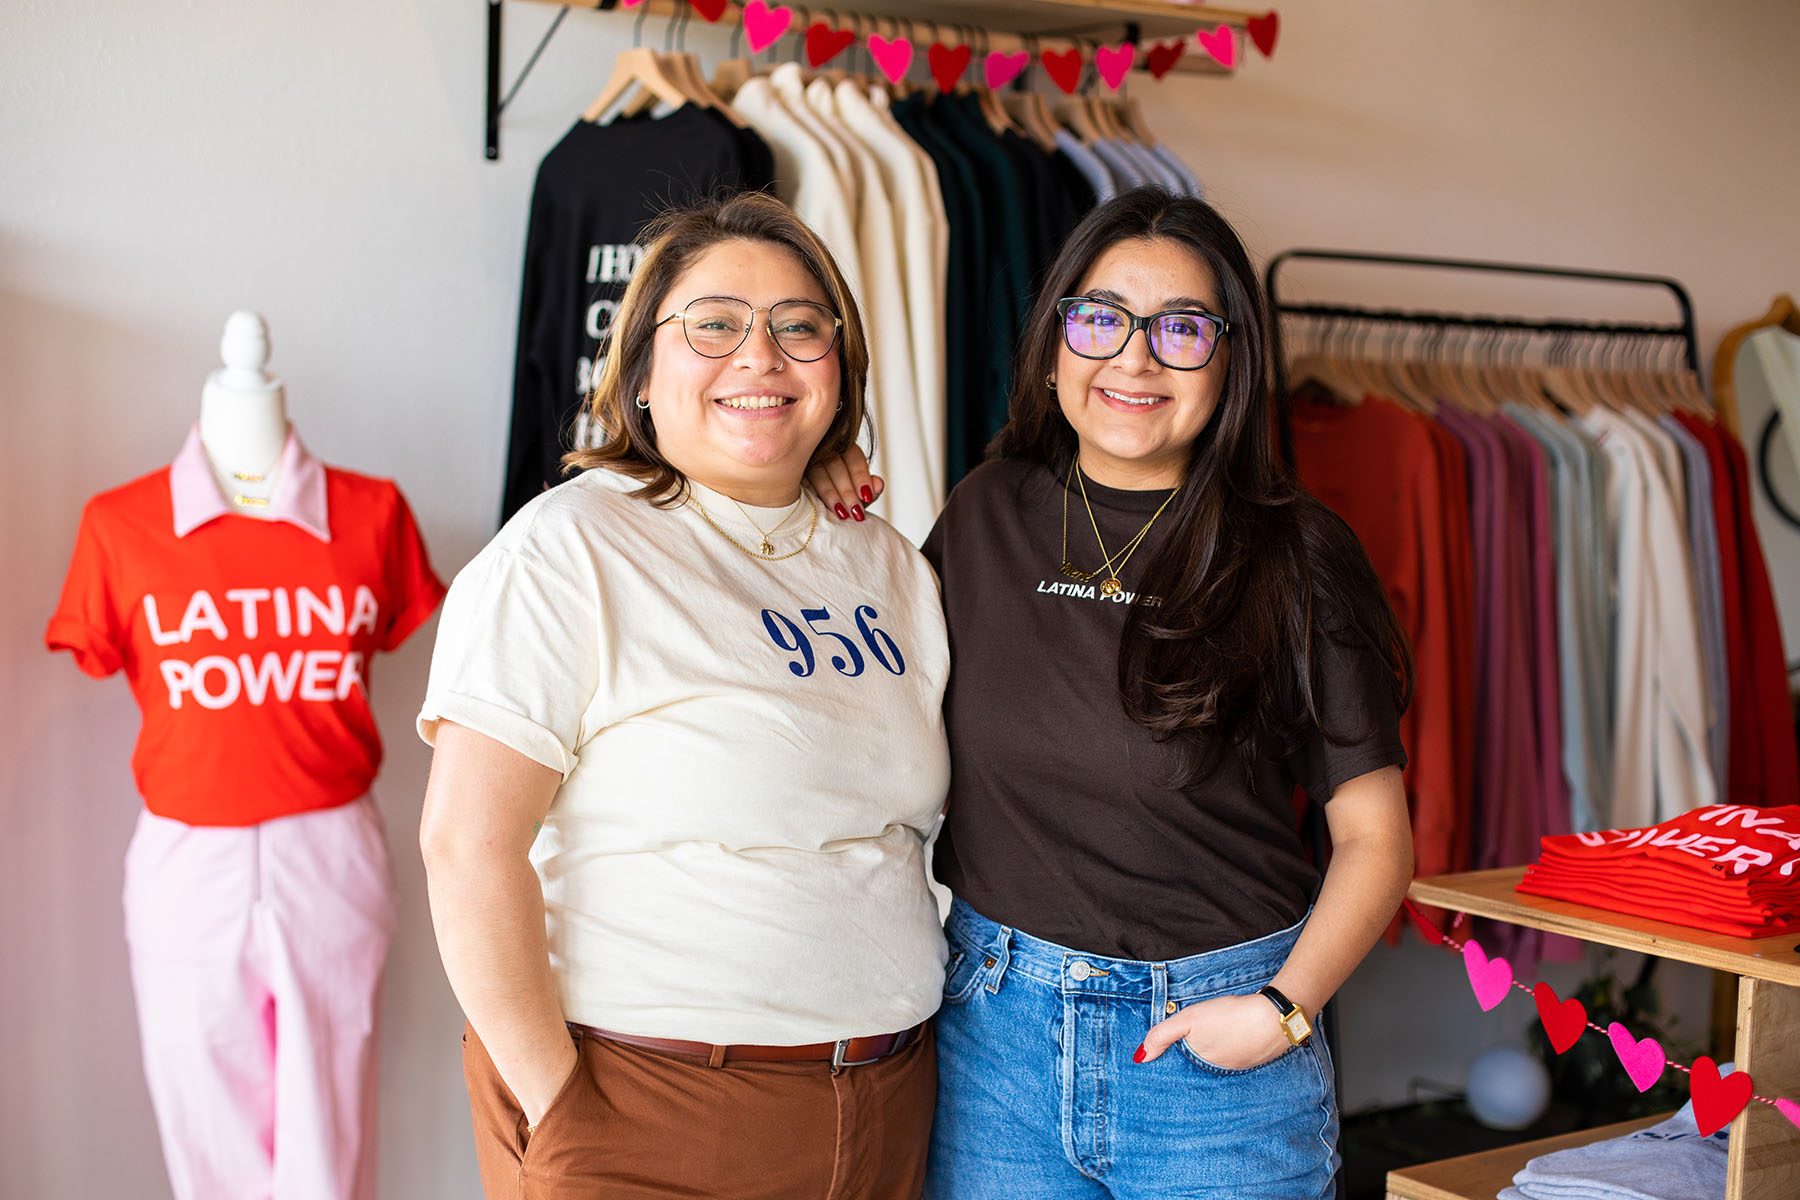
[1263,248,1702,470]
[1263,251,1701,1191]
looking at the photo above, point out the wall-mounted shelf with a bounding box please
[1397,869,1800,1200]
[488,0,1258,158]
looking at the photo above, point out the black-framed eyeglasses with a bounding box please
[1056,297,1230,371]
[656,296,843,363]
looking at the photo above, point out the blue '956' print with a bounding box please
[761,604,906,678]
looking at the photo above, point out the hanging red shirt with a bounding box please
[46,427,446,826]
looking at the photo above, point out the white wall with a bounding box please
[4,1,1795,1194]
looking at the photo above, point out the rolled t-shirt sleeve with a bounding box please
[417,540,602,779]
[1287,625,1408,806]
[45,502,126,679]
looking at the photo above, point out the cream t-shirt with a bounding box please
[419,467,951,1044]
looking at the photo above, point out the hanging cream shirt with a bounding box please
[803,78,940,545]
[1583,409,1714,826]
[418,468,951,1044]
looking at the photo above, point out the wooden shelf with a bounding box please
[1409,868,1800,987]
[1408,867,1800,1200]
[1384,1114,1667,1200]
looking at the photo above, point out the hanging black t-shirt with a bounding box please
[922,458,1407,960]
[500,106,767,523]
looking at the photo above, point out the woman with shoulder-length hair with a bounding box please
[814,187,1415,1198]
[418,191,951,1200]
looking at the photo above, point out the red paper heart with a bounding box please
[1040,47,1083,95]
[984,50,1029,90]
[1146,39,1186,80]
[1533,982,1587,1055]
[804,21,855,68]
[1690,1057,1753,1136]
[1401,899,1444,945]
[928,43,972,93]
[688,0,727,23]
[741,0,792,54]
[867,34,914,84]
[1247,11,1280,58]
[1194,24,1237,70]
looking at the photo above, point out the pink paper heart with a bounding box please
[1194,25,1238,70]
[742,0,792,54]
[1778,1097,1800,1131]
[984,49,1029,90]
[621,0,645,7]
[1606,1022,1666,1092]
[867,33,914,84]
[1095,43,1136,91]
[1461,939,1513,1012]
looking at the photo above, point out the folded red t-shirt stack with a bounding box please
[1517,805,1800,938]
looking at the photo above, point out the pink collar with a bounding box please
[169,423,331,542]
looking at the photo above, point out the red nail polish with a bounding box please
[860,485,874,504]
[834,503,849,520]
[851,505,865,522]
[1133,1045,1146,1064]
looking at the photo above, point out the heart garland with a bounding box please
[1532,982,1588,1054]
[928,43,972,93]
[1247,11,1280,59]
[742,0,792,54]
[1398,899,1800,1134]
[1094,43,1136,92]
[1194,25,1238,70]
[1145,39,1186,81]
[1689,1056,1753,1136]
[803,22,854,68]
[1462,940,1514,1012]
[1040,47,1083,95]
[688,0,728,23]
[984,50,1029,90]
[867,34,914,84]
[1607,1023,1667,1093]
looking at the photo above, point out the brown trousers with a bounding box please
[462,1022,935,1199]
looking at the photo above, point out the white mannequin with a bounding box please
[198,311,289,505]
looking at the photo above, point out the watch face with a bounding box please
[1282,1010,1311,1041]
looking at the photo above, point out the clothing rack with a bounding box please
[1264,249,1702,467]
[485,0,1251,159]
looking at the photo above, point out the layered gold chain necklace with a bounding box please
[688,489,819,561]
[1059,459,1181,597]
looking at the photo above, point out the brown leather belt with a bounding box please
[568,1021,922,1071]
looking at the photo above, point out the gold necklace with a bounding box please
[1060,459,1181,597]
[728,495,806,557]
[689,490,819,561]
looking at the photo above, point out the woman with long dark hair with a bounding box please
[813,187,1414,1197]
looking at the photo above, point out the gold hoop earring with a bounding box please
[1044,374,1057,390]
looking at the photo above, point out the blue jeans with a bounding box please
[925,899,1337,1200]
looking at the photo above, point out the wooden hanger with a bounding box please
[583,47,693,123]
[1713,295,1799,435]
[711,57,755,102]
[1002,92,1059,152]
[1121,98,1160,146]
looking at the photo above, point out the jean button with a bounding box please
[1068,960,1092,981]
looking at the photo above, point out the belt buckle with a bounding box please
[830,1037,884,1074]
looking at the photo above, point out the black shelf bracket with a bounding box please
[487,1,587,161]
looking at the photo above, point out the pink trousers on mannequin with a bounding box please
[122,796,397,1200]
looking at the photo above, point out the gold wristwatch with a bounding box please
[1258,985,1313,1046]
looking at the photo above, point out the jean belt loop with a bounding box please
[1151,962,1169,1022]
[986,926,1014,994]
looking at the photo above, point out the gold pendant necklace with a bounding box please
[729,494,805,557]
[689,490,819,562]
[1060,458,1180,596]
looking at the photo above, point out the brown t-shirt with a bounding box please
[922,459,1406,960]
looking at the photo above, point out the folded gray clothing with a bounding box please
[1496,1101,1728,1200]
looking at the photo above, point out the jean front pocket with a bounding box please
[941,942,990,1007]
[1176,1034,1310,1077]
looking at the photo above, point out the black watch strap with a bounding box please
[1259,984,1297,1016]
